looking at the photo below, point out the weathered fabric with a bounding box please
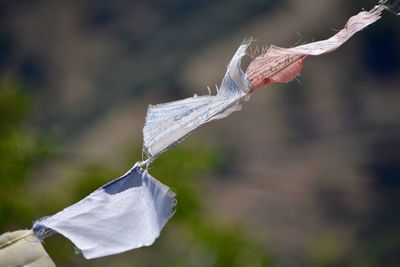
[143,6,383,159]
[143,43,250,158]
[245,6,384,89]
[33,164,176,259]
[0,230,56,267]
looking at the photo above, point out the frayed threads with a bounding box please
[32,219,56,242]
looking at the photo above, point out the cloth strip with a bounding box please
[143,42,250,158]
[245,6,384,89]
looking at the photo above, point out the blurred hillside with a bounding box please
[1,0,400,266]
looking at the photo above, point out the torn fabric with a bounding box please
[143,43,250,158]
[0,230,56,267]
[33,164,176,259]
[245,6,384,89]
[143,6,383,159]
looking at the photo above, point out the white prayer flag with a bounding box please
[33,164,176,259]
[0,230,56,267]
[143,43,251,158]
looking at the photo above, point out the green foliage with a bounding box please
[0,81,53,231]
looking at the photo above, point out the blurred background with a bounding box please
[0,0,399,266]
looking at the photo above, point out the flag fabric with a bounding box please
[143,43,251,158]
[0,230,56,267]
[33,164,176,259]
[143,6,384,159]
[245,6,384,90]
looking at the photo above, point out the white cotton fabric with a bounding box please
[143,43,251,158]
[0,230,56,267]
[33,164,176,259]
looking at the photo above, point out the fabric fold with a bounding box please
[143,42,251,158]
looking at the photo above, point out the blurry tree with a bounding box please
[0,80,52,231]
